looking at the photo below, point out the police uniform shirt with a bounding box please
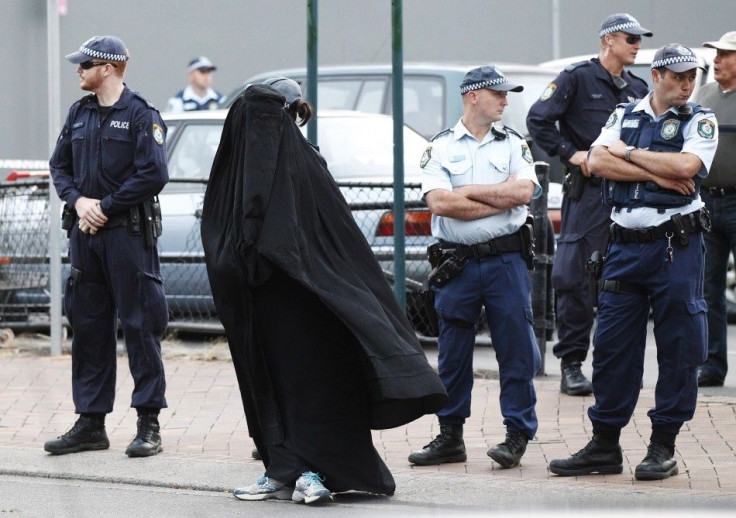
[166,85,222,112]
[591,93,718,228]
[421,119,541,245]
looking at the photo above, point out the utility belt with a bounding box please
[703,186,736,197]
[427,222,535,288]
[609,208,711,247]
[61,197,162,248]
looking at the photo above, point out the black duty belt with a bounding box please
[704,186,736,197]
[103,214,128,228]
[439,231,523,259]
[609,208,709,244]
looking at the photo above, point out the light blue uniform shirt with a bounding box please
[421,119,541,244]
[591,93,718,228]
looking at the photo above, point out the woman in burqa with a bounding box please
[200,77,447,505]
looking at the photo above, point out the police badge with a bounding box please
[521,142,533,164]
[540,83,557,102]
[420,145,432,168]
[660,119,680,140]
[604,111,618,129]
[698,119,715,139]
[152,124,164,146]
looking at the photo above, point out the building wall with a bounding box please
[2,0,734,160]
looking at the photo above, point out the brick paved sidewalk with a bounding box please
[1,350,735,494]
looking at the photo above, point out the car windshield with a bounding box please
[303,115,428,181]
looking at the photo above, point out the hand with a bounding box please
[74,196,108,228]
[78,217,99,235]
[568,150,591,177]
[652,176,695,195]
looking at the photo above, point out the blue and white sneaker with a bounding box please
[233,475,292,501]
[292,471,333,504]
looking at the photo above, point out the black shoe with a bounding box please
[697,370,724,387]
[44,416,110,455]
[251,447,261,460]
[635,442,678,480]
[125,415,163,457]
[408,424,466,465]
[549,435,623,476]
[487,429,528,468]
[560,359,593,396]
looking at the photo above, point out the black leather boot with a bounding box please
[487,429,528,468]
[44,415,110,455]
[635,442,678,480]
[408,424,466,465]
[549,435,623,476]
[560,358,593,396]
[125,414,163,457]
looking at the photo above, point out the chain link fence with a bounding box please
[0,178,440,336]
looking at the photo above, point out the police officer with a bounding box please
[46,35,169,457]
[549,44,718,481]
[693,31,736,388]
[408,65,542,469]
[166,56,223,112]
[527,13,651,396]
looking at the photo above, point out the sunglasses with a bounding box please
[622,34,642,45]
[80,61,118,70]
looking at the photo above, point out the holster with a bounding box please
[61,204,75,232]
[519,216,536,270]
[141,196,163,249]
[427,249,468,288]
[564,165,585,201]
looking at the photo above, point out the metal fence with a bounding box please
[0,171,554,345]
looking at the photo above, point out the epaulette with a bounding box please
[430,127,452,142]
[504,126,524,140]
[564,60,592,73]
[132,91,158,110]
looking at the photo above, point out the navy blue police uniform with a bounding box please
[589,96,717,444]
[526,59,649,364]
[50,86,169,414]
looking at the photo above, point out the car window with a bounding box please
[355,79,386,113]
[305,116,428,181]
[399,77,446,139]
[318,80,367,110]
[167,123,222,182]
[502,72,556,135]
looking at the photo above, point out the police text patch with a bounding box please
[698,119,715,139]
[152,124,164,146]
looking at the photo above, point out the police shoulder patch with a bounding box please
[521,142,533,164]
[420,145,432,168]
[540,83,557,102]
[698,118,716,139]
[152,124,164,146]
[604,111,618,129]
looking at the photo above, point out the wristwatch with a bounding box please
[624,145,636,162]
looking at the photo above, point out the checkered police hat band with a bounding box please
[599,21,639,38]
[651,55,698,69]
[460,77,508,94]
[80,44,127,62]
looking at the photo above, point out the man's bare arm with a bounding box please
[452,177,535,211]
[425,188,505,220]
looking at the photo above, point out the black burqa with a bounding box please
[201,84,446,493]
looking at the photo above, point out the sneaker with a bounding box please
[635,442,678,480]
[487,429,528,468]
[292,472,333,504]
[549,435,623,476]
[233,475,292,501]
[44,416,110,455]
